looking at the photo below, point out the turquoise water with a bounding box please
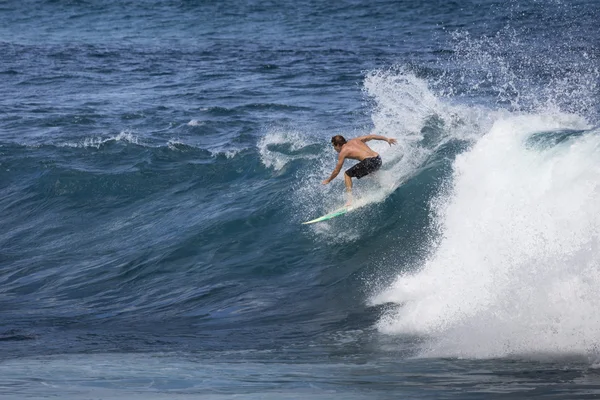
[1,0,600,398]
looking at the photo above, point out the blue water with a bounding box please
[2,0,600,398]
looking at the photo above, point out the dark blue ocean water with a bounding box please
[2,0,600,398]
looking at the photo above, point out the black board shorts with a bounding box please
[345,155,382,179]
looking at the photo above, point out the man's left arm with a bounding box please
[357,134,397,145]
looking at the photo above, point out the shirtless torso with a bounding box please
[338,138,379,161]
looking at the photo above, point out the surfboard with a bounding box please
[302,206,353,225]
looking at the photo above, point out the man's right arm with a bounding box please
[322,153,346,184]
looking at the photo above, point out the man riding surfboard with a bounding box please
[322,134,397,206]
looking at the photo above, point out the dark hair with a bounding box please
[331,135,347,146]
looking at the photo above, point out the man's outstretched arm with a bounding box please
[322,154,346,184]
[357,134,397,145]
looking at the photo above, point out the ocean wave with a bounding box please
[372,113,599,359]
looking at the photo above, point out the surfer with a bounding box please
[322,134,397,205]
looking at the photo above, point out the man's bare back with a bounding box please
[338,138,380,161]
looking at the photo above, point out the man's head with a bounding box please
[331,135,347,152]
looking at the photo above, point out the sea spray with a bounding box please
[372,113,600,359]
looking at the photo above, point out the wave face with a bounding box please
[1,0,600,397]
[372,116,600,357]
[367,1,600,361]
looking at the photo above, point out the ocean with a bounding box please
[1,0,600,398]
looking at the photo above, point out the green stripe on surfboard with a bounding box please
[302,206,353,224]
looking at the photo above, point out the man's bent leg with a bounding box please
[344,172,353,206]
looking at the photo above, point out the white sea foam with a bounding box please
[258,129,317,171]
[209,148,242,159]
[222,149,239,159]
[61,131,141,149]
[361,67,492,191]
[166,138,240,158]
[187,119,204,126]
[371,113,600,359]
[167,138,185,150]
